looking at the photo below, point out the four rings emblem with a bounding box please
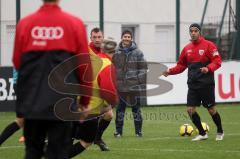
[31,26,64,40]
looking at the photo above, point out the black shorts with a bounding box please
[72,117,98,143]
[187,86,215,108]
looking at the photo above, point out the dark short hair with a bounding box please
[121,30,132,38]
[90,27,103,37]
[189,23,201,32]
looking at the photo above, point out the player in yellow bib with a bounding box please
[69,28,118,157]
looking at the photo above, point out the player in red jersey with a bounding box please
[69,28,118,157]
[163,23,224,141]
[12,0,91,158]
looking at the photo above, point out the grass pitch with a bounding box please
[0,104,240,159]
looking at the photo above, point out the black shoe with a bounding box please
[94,140,110,151]
[114,132,122,138]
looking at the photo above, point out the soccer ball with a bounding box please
[179,124,194,136]
[201,122,210,132]
[195,122,210,133]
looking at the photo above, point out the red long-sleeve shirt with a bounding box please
[169,37,222,88]
[11,4,92,119]
[13,4,89,70]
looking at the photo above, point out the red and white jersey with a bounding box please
[168,37,222,88]
[13,4,88,70]
[12,4,91,119]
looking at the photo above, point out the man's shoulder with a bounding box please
[18,9,84,26]
[202,38,216,47]
[133,48,143,54]
[18,11,38,26]
[184,42,193,48]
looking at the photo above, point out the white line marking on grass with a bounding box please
[88,147,240,154]
[0,120,17,123]
[2,133,240,151]
[0,145,24,149]
[222,122,240,125]
[109,148,240,153]
[2,144,240,154]
[146,136,186,141]
[145,133,240,141]
[226,133,240,136]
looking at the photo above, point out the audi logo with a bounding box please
[31,26,64,40]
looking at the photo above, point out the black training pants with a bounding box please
[24,119,72,159]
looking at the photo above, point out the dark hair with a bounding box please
[189,23,201,32]
[90,27,103,37]
[121,30,132,38]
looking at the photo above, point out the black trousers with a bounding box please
[115,92,143,134]
[72,117,99,143]
[24,119,72,159]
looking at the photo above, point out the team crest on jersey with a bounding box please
[198,50,204,55]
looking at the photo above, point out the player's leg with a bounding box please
[0,117,24,146]
[69,140,92,158]
[69,122,86,158]
[115,95,127,137]
[16,117,24,127]
[201,86,224,140]
[128,91,143,137]
[208,106,224,140]
[69,118,98,158]
[187,106,208,141]
[16,118,25,142]
[24,119,46,159]
[94,109,113,151]
[187,88,207,141]
[97,110,113,141]
[187,107,205,135]
[207,107,224,136]
[131,103,143,137]
[46,120,72,159]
